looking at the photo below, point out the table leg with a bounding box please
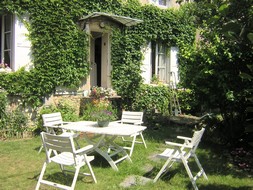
[82,133,132,171]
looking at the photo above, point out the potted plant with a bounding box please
[93,110,116,127]
[89,100,117,127]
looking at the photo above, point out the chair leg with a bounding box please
[122,136,126,142]
[153,156,174,183]
[129,135,137,157]
[38,144,43,154]
[35,162,47,190]
[193,154,208,180]
[140,133,147,148]
[74,138,80,149]
[85,156,97,183]
[181,156,198,190]
[70,166,81,190]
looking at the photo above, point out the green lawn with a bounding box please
[0,125,252,190]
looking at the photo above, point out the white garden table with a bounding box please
[60,121,147,171]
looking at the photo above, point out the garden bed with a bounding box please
[0,129,33,140]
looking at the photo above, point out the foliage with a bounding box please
[177,88,199,115]
[80,100,117,121]
[0,89,8,129]
[92,109,116,121]
[8,108,28,133]
[0,1,89,107]
[178,0,253,144]
[89,86,117,99]
[0,0,196,110]
[36,99,79,134]
[0,90,28,137]
[132,84,170,115]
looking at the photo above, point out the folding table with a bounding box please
[61,121,147,171]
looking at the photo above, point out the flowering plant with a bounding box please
[0,62,9,68]
[0,59,11,72]
[89,86,116,99]
[88,99,117,121]
[92,110,116,121]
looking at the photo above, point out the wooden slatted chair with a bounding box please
[38,112,79,153]
[115,111,147,157]
[36,132,97,190]
[153,128,208,190]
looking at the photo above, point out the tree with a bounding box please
[179,0,253,144]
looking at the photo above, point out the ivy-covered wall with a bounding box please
[0,0,196,110]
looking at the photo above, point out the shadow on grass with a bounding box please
[90,152,113,169]
[144,123,194,144]
[142,123,253,190]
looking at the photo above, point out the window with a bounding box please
[151,42,170,83]
[150,0,169,7]
[1,14,13,68]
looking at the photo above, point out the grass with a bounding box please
[0,124,253,190]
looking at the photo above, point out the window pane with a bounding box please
[4,15,11,32]
[157,43,166,81]
[4,51,10,66]
[159,0,166,6]
[4,33,11,49]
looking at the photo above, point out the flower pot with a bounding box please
[97,120,109,127]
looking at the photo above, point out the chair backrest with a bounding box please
[190,128,205,153]
[121,111,143,125]
[42,112,63,127]
[41,132,77,163]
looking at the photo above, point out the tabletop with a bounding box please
[61,121,147,136]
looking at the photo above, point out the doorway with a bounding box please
[90,32,110,88]
[95,37,102,87]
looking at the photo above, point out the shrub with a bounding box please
[36,99,79,134]
[0,89,8,130]
[132,84,170,115]
[0,90,29,138]
[177,88,200,115]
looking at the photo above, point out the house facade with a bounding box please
[0,0,188,93]
[0,14,31,72]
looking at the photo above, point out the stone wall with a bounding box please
[45,94,83,115]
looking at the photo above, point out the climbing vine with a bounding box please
[0,0,196,108]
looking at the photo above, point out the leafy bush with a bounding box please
[8,109,28,133]
[36,99,79,134]
[132,84,170,114]
[0,90,28,138]
[177,88,200,115]
[0,89,8,130]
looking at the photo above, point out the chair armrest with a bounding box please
[134,121,143,125]
[44,124,59,128]
[165,141,192,148]
[177,136,192,141]
[75,145,94,154]
[62,122,73,125]
[111,120,122,123]
[112,120,143,125]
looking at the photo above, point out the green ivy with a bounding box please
[0,0,196,109]
[132,84,170,114]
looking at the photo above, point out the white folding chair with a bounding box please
[115,111,147,157]
[36,132,97,190]
[154,128,208,190]
[38,112,79,153]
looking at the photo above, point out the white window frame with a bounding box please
[151,42,170,83]
[1,14,13,68]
